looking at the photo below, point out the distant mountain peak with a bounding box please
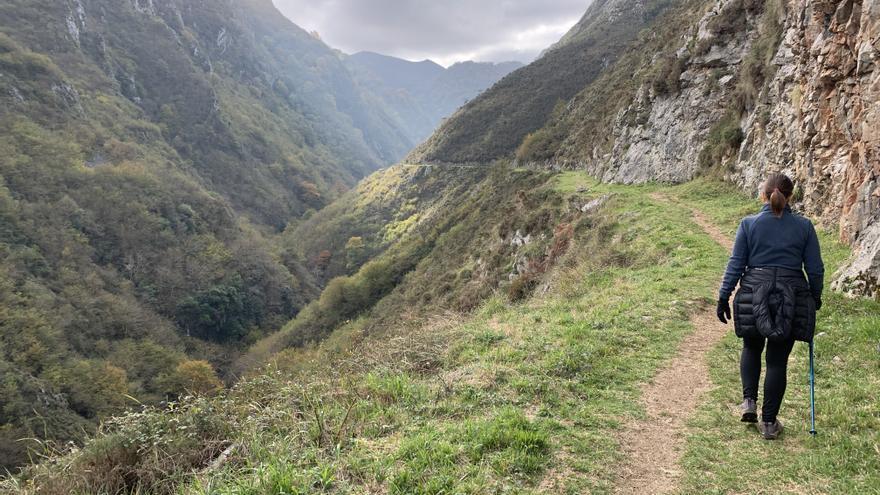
[351,51,445,71]
[346,51,523,146]
[350,51,524,72]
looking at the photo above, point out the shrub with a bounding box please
[13,396,233,495]
[55,360,129,419]
[508,272,540,302]
[698,112,744,171]
[161,360,224,397]
[733,0,786,112]
[515,127,559,163]
[651,55,688,96]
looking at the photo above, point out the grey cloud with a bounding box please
[272,0,590,65]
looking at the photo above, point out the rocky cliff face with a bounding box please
[583,0,761,183]
[568,0,878,298]
[736,0,879,298]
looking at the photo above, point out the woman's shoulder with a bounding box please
[740,209,814,234]
[740,211,762,225]
[788,209,815,227]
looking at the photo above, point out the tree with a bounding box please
[176,284,250,342]
[57,360,129,419]
[345,236,366,269]
[162,360,223,397]
[315,250,332,272]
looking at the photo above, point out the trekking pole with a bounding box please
[809,339,817,436]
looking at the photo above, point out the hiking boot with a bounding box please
[758,420,783,440]
[740,398,758,423]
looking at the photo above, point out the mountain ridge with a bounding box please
[407,0,679,164]
[346,51,524,146]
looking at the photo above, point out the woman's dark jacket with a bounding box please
[719,204,824,342]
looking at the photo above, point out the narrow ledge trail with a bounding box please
[612,193,735,495]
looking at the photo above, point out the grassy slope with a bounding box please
[674,183,880,494]
[5,174,876,493]
[243,163,584,375]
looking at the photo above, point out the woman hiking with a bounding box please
[716,173,824,440]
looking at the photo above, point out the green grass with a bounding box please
[194,173,735,494]
[672,191,880,492]
[6,173,877,494]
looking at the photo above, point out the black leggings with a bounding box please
[741,337,795,423]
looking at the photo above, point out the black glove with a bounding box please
[717,298,731,324]
[814,295,822,311]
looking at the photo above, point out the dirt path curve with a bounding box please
[612,193,734,494]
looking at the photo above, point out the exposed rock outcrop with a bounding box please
[65,0,86,44]
[733,0,880,297]
[580,0,879,298]
[587,0,759,184]
[735,0,879,298]
[131,0,157,16]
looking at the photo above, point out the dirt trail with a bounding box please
[612,193,733,494]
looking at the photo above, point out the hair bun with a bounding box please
[765,174,793,217]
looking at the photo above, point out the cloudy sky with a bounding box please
[272,0,590,66]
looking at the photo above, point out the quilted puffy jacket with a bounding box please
[733,267,816,342]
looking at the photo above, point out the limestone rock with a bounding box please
[833,216,880,298]
[65,0,86,44]
[733,0,880,298]
[131,0,157,16]
[510,230,532,247]
[581,194,611,213]
[583,0,754,185]
[575,0,880,297]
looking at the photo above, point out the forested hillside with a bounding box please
[346,52,522,147]
[0,0,429,469]
[242,163,579,371]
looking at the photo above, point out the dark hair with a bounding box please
[763,173,794,217]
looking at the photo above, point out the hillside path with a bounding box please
[612,193,734,494]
